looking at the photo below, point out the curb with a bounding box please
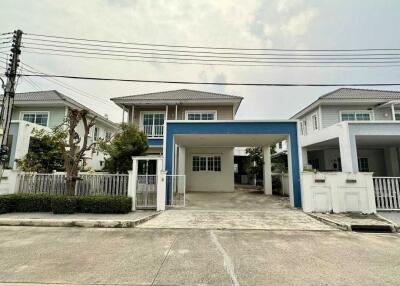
[375,213,399,233]
[307,213,350,231]
[0,212,161,228]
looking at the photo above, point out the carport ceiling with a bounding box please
[174,134,287,147]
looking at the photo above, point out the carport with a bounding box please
[164,120,302,208]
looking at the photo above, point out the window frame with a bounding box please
[358,157,369,172]
[185,110,217,121]
[20,111,50,127]
[300,119,307,135]
[192,154,222,172]
[140,111,166,126]
[339,110,373,122]
[394,110,400,121]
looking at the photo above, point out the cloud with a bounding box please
[281,8,319,36]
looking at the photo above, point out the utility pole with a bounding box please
[0,30,22,168]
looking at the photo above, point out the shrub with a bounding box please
[50,196,77,214]
[77,196,132,214]
[0,195,14,214]
[0,194,132,214]
[13,193,52,212]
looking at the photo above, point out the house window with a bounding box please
[278,142,282,149]
[186,111,216,120]
[141,112,165,137]
[93,127,100,141]
[105,131,112,141]
[308,158,319,170]
[358,158,369,172]
[192,155,221,172]
[311,113,318,131]
[341,111,371,122]
[300,120,307,135]
[21,112,49,126]
[395,111,400,121]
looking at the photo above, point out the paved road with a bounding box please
[0,226,399,285]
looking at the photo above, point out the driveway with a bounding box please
[0,226,399,285]
[139,187,334,231]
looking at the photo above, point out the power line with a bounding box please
[25,32,400,52]
[18,73,400,87]
[21,47,400,64]
[20,50,400,68]
[22,38,400,57]
[22,42,400,60]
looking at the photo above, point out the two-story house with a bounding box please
[5,90,119,170]
[291,88,400,177]
[111,89,243,192]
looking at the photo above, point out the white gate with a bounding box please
[166,175,186,207]
[373,177,400,210]
[136,175,157,209]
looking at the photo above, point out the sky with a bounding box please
[1,0,400,123]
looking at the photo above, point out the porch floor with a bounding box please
[139,187,336,231]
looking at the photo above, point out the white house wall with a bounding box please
[185,146,234,192]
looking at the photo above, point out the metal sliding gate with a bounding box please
[136,175,157,209]
[373,177,400,210]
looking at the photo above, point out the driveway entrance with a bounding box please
[139,188,335,231]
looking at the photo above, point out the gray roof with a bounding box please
[111,89,243,102]
[320,88,400,100]
[291,88,400,119]
[11,90,118,128]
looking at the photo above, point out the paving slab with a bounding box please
[138,209,336,230]
[0,211,158,228]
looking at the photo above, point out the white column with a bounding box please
[263,146,272,195]
[391,104,396,121]
[121,107,125,124]
[287,136,295,207]
[131,105,135,124]
[300,147,308,171]
[165,105,169,119]
[338,124,358,173]
[177,146,186,195]
[156,158,166,211]
[129,160,138,211]
[175,104,178,120]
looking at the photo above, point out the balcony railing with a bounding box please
[140,125,164,138]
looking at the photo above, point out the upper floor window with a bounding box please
[340,111,371,122]
[140,112,165,138]
[186,111,216,120]
[300,120,307,135]
[93,127,100,141]
[311,113,319,131]
[105,131,112,141]
[20,111,49,126]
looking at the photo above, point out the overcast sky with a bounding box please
[1,0,400,123]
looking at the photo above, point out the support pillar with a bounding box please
[263,146,272,195]
[177,146,186,195]
[128,160,138,211]
[301,147,308,171]
[156,158,166,211]
[338,125,358,173]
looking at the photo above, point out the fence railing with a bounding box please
[373,177,400,210]
[140,125,164,138]
[17,172,129,196]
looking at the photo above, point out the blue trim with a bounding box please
[165,121,302,208]
[148,138,163,147]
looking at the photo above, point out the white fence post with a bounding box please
[127,170,136,211]
[157,171,167,211]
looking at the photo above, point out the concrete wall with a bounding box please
[301,172,376,213]
[128,105,234,125]
[185,147,234,192]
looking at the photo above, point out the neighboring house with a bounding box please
[291,88,400,176]
[4,90,119,170]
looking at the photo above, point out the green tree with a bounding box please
[245,146,276,179]
[99,123,148,173]
[16,129,65,173]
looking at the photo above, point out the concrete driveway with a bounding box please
[0,226,399,285]
[140,188,334,230]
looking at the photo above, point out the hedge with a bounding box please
[0,194,132,214]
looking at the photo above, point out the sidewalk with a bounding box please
[0,211,159,228]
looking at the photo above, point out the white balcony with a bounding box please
[140,125,164,138]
